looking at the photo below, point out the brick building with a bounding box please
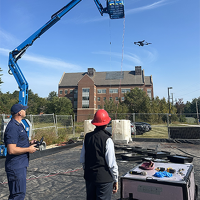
[58,66,153,121]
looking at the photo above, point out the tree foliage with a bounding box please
[27,90,47,115]
[47,91,57,101]
[182,97,200,115]
[0,88,199,118]
[45,96,73,115]
[184,101,192,113]
[0,90,73,115]
[104,99,129,120]
[104,99,117,114]
[175,98,185,114]
[0,91,18,114]
[123,88,151,113]
[103,88,182,116]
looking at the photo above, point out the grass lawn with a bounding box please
[31,122,197,145]
[134,126,169,138]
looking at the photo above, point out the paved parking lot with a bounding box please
[0,140,200,200]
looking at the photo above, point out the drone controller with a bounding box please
[34,137,44,148]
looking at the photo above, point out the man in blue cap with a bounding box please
[4,103,37,200]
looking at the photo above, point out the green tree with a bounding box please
[12,90,19,99]
[117,100,129,114]
[45,96,73,115]
[159,97,168,113]
[150,96,160,113]
[47,91,57,101]
[27,89,47,114]
[0,90,73,115]
[124,88,151,113]
[184,101,192,113]
[116,100,129,120]
[104,99,129,120]
[0,89,48,115]
[104,99,116,114]
[0,91,18,114]
[175,98,185,114]
[191,97,200,114]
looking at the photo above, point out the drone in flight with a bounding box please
[134,40,152,46]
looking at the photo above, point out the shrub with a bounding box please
[32,128,70,146]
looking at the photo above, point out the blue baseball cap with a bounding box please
[11,104,28,114]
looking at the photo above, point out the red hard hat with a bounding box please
[92,109,111,126]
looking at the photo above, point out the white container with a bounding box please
[112,120,132,143]
[84,120,95,135]
[121,162,197,200]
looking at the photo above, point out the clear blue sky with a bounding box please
[0,0,199,103]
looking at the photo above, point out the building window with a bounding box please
[97,89,106,94]
[82,88,90,108]
[82,96,89,100]
[69,97,73,101]
[115,97,119,101]
[98,105,101,109]
[121,89,130,93]
[74,90,77,99]
[109,89,118,93]
[73,91,77,108]
[110,97,112,101]
[65,90,68,95]
[69,89,73,94]
[74,101,77,108]
[103,97,106,101]
[59,90,63,95]
[97,97,100,101]
[83,88,90,93]
[82,102,89,108]
[121,97,124,101]
[147,89,152,99]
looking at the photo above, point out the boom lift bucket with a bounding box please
[107,0,125,19]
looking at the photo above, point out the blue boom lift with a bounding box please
[0,0,125,156]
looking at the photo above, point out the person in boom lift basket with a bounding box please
[80,109,118,200]
[4,104,37,200]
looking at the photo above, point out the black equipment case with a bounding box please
[121,162,197,200]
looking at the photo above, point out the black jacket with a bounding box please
[84,128,113,183]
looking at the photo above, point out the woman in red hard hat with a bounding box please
[80,109,118,200]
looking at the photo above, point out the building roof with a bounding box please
[59,67,153,87]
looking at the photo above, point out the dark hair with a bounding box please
[95,125,107,130]
[11,112,17,116]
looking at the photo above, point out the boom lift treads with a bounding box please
[0,0,125,156]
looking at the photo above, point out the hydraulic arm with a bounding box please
[1,0,125,157]
[8,0,83,106]
[8,0,124,106]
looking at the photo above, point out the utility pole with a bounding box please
[196,100,199,125]
[171,93,174,106]
[168,87,173,123]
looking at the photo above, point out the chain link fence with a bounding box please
[1,113,199,144]
[0,114,73,145]
[75,113,200,139]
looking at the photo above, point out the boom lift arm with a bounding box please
[1,0,125,157]
[8,0,111,106]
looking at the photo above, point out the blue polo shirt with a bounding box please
[4,118,29,171]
